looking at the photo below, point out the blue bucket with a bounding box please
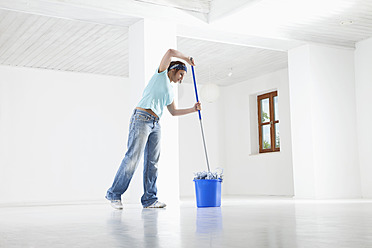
[193,179,222,207]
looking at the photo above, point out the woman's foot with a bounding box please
[109,199,123,210]
[144,201,166,208]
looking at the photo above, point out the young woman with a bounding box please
[106,49,201,209]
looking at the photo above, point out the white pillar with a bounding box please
[355,37,372,198]
[288,44,361,199]
[127,19,179,204]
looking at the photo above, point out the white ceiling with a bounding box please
[177,37,288,86]
[0,0,372,85]
[134,0,212,13]
[0,9,129,77]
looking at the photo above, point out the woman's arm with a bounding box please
[167,101,201,116]
[159,49,195,73]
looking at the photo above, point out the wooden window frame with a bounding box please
[258,91,280,153]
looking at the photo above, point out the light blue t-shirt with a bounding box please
[137,68,174,118]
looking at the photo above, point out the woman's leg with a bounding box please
[141,122,161,207]
[106,113,151,201]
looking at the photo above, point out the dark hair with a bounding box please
[167,61,186,72]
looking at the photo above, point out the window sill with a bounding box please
[249,151,281,156]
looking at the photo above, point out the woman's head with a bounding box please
[167,61,187,83]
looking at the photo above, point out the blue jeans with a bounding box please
[106,109,161,207]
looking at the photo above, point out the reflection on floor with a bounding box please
[1,197,372,247]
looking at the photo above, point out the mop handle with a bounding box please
[191,66,202,120]
[191,65,211,172]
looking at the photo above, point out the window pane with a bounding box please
[262,125,271,149]
[275,123,280,148]
[260,98,270,123]
[274,96,279,121]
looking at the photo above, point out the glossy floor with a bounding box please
[1,197,372,247]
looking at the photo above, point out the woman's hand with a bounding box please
[167,100,202,116]
[188,57,196,66]
[194,101,201,112]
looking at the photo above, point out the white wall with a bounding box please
[0,19,181,206]
[287,45,316,198]
[288,44,361,199]
[0,65,131,205]
[222,69,294,196]
[179,69,294,197]
[355,37,372,198]
[127,19,180,205]
[143,20,180,205]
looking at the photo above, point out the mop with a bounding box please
[191,65,211,173]
[191,66,223,180]
[192,66,223,207]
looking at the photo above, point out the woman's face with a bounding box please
[170,69,186,83]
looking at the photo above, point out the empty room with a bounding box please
[1,0,372,247]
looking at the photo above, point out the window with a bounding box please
[258,91,280,153]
